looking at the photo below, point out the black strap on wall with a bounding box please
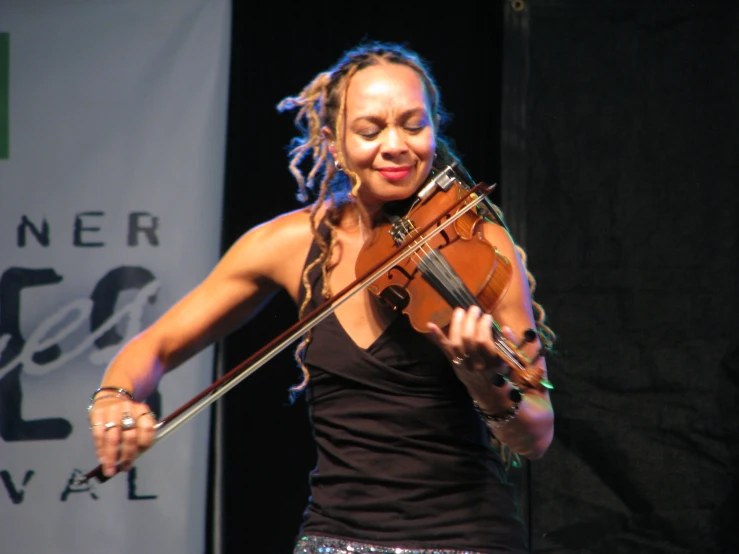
[501,0,531,249]
[500,0,532,548]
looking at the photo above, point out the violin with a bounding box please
[357,166,512,333]
[78,164,549,485]
[355,164,549,392]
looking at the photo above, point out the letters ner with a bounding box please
[16,211,160,248]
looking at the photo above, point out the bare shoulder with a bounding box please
[246,205,316,246]
[480,219,537,326]
[223,205,324,300]
[481,220,518,262]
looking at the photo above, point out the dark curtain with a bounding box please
[502,1,739,553]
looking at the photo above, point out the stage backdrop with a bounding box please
[0,1,230,553]
[501,1,739,552]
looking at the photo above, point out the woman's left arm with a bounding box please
[427,220,554,460]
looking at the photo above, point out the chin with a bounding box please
[382,181,421,202]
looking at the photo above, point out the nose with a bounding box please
[381,127,408,156]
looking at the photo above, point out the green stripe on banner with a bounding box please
[0,33,8,159]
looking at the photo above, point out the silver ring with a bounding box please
[452,356,465,366]
[104,421,118,430]
[89,422,103,430]
[136,411,157,422]
[120,412,136,431]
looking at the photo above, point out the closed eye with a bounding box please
[405,123,427,133]
[358,131,380,140]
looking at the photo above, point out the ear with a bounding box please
[433,114,441,131]
[321,126,336,154]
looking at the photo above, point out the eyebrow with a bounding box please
[350,107,429,124]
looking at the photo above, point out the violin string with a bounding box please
[396,213,472,306]
[401,216,479,309]
[401,221,526,372]
[384,186,530,373]
[401,226,470,307]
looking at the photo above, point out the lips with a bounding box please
[377,167,412,181]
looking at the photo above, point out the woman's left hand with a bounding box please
[427,306,522,409]
[427,306,504,372]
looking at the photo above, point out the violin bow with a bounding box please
[78,180,495,484]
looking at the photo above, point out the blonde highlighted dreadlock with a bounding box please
[276,41,555,409]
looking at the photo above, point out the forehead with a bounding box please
[345,63,430,117]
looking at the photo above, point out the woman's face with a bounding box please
[338,62,436,213]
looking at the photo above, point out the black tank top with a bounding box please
[297,220,527,553]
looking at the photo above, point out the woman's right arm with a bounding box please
[88,207,314,476]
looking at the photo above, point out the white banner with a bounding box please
[0,1,230,553]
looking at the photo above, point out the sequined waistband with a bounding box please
[294,535,485,554]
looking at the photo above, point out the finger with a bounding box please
[475,313,495,343]
[460,306,481,347]
[93,399,130,476]
[500,325,518,343]
[89,403,119,469]
[89,420,107,467]
[135,410,158,451]
[461,307,485,365]
[428,321,467,368]
[102,421,123,476]
[117,411,139,472]
[118,433,138,472]
[465,310,491,369]
[426,322,448,350]
[447,307,467,353]
[473,313,500,366]
[488,326,529,397]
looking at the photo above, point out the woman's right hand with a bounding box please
[88,391,158,477]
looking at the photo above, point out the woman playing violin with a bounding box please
[88,41,556,554]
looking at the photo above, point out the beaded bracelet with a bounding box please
[472,400,520,429]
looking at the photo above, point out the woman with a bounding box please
[88,41,555,554]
